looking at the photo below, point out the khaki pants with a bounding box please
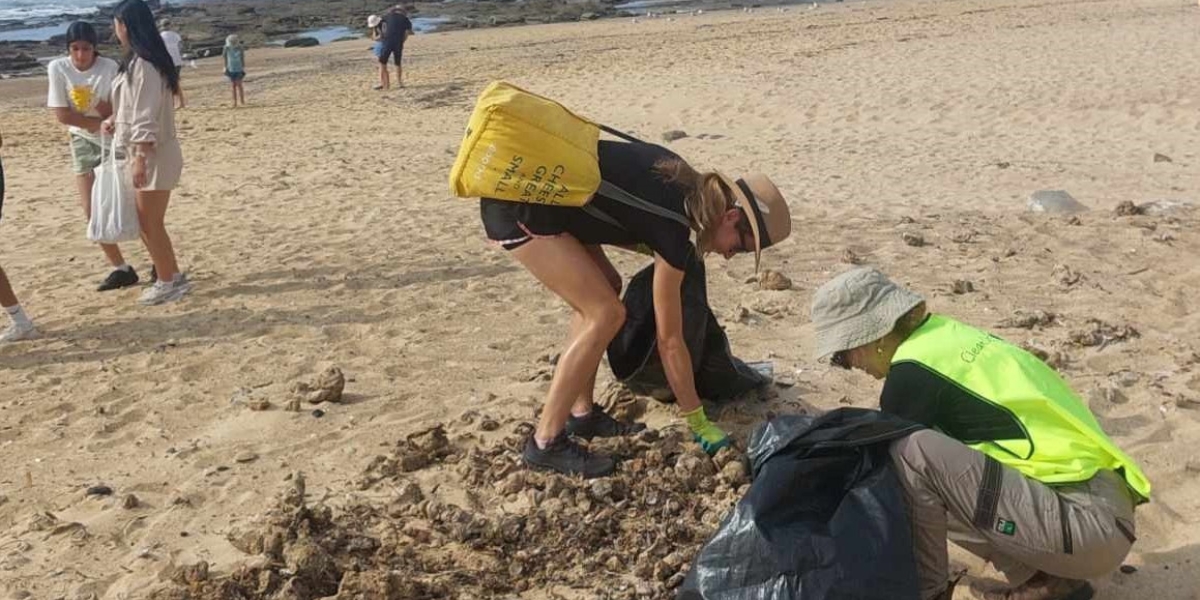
[890,430,1138,600]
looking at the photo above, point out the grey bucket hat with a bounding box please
[810,267,925,360]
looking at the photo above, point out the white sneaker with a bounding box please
[0,322,39,343]
[139,275,193,306]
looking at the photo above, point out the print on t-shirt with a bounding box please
[46,56,120,141]
[69,84,95,113]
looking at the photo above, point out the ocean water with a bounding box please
[0,0,103,22]
[0,0,452,42]
[282,18,450,43]
[1,15,454,44]
[0,22,71,42]
[0,0,455,26]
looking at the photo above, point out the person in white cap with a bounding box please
[480,140,792,478]
[367,14,384,89]
[810,267,1149,600]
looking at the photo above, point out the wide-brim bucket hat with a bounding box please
[810,267,925,360]
[717,172,791,271]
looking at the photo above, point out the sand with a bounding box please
[1,0,1199,597]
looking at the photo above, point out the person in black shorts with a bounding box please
[480,139,793,478]
[377,5,413,90]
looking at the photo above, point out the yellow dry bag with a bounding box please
[449,81,603,207]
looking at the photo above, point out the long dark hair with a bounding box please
[114,0,179,94]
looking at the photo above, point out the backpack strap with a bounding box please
[596,180,691,229]
[581,203,623,229]
[599,125,646,144]
[593,124,693,230]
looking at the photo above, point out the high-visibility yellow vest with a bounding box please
[893,315,1150,502]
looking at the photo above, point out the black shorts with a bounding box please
[378,42,404,65]
[481,199,569,250]
[175,66,183,78]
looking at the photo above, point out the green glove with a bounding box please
[683,406,730,455]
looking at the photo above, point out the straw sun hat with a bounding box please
[810,267,925,360]
[718,173,791,271]
[367,14,382,28]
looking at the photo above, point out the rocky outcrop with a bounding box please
[0,51,39,72]
[283,36,320,48]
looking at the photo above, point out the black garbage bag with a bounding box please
[607,250,767,402]
[679,408,925,600]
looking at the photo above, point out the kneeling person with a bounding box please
[811,268,1149,600]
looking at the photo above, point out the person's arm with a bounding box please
[883,361,1029,445]
[126,61,163,188]
[651,255,729,453]
[53,107,103,132]
[95,99,113,119]
[880,362,945,426]
[652,257,699,410]
[47,63,105,132]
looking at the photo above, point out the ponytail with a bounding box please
[654,158,734,251]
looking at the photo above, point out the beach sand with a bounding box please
[1,0,1199,597]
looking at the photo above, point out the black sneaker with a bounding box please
[565,406,647,440]
[522,433,615,479]
[97,267,139,291]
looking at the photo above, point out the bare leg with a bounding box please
[567,245,623,415]
[0,264,37,339]
[395,64,403,87]
[378,63,390,90]
[237,82,245,106]
[135,190,180,282]
[0,266,18,308]
[510,236,625,441]
[176,85,186,109]
[77,172,125,267]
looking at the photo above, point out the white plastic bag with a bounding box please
[87,134,140,243]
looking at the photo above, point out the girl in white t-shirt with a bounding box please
[46,21,144,292]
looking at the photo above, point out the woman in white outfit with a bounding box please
[102,0,190,305]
